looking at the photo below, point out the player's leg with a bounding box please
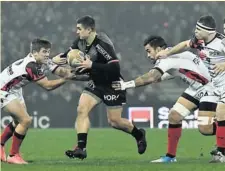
[107,107,147,154]
[3,99,32,164]
[1,90,26,163]
[197,95,217,136]
[210,101,225,163]
[151,91,198,163]
[65,89,101,159]
[1,92,26,148]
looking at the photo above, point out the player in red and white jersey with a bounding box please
[0,38,79,164]
[112,35,218,162]
[155,15,225,163]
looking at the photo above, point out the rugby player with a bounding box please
[53,15,147,159]
[112,35,218,163]
[155,15,225,163]
[0,38,77,164]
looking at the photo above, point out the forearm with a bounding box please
[167,41,190,56]
[46,78,67,91]
[72,74,90,81]
[134,72,158,87]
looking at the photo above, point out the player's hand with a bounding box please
[52,53,67,65]
[64,70,77,80]
[76,55,93,73]
[155,49,169,59]
[213,63,225,74]
[112,81,126,90]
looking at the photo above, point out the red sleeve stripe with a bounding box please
[107,60,119,64]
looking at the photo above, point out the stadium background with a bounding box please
[1,1,225,129]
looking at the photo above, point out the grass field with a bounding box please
[1,128,224,171]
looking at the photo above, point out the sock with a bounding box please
[216,121,225,155]
[77,133,87,150]
[166,123,182,157]
[1,122,15,146]
[131,126,143,141]
[9,131,26,156]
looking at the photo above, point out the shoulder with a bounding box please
[97,32,114,48]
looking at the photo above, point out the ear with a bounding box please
[156,47,162,53]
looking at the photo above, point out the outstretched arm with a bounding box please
[112,68,163,90]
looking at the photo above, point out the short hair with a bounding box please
[76,15,95,30]
[30,38,51,53]
[198,15,216,29]
[143,36,167,49]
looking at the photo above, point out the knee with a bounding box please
[20,116,32,127]
[168,110,183,124]
[198,124,215,136]
[77,105,89,118]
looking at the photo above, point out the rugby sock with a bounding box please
[9,131,25,156]
[216,121,225,155]
[166,124,182,157]
[1,122,15,146]
[131,126,143,141]
[77,133,87,150]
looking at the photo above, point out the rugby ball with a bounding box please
[67,49,84,67]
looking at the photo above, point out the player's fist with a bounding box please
[52,53,67,65]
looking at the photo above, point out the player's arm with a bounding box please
[112,68,163,90]
[53,66,90,81]
[156,40,191,58]
[36,77,67,91]
[26,62,68,91]
[112,59,174,90]
[213,39,225,74]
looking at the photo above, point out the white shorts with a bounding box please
[183,83,218,104]
[214,86,225,104]
[0,89,25,109]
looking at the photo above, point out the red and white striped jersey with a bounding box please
[153,51,211,89]
[0,53,58,93]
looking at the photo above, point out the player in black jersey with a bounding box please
[53,15,147,159]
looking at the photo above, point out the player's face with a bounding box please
[34,48,51,64]
[144,44,160,63]
[76,24,91,40]
[194,27,209,40]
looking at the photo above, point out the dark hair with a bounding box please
[77,15,95,30]
[30,38,51,53]
[224,18,225,23]
[198,15,216,29]
[143,36,167,49]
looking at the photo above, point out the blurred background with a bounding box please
[1,1,225,129]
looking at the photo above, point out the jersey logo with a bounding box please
[96,44,112,60]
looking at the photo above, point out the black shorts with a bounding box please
[83,83,126,108]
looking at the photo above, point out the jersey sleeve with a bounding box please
[96,39,119,63]
[46,59,59,73]
[153,58,175,74]
[25,62,46,81]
